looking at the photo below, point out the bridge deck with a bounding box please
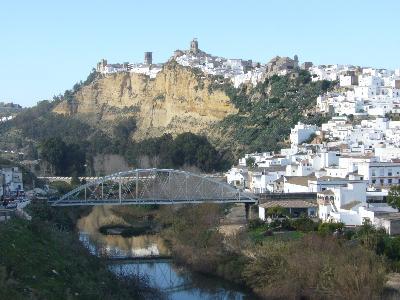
[51,168,257,207]
[51,198,256,206]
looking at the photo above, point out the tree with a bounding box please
[25,142,38,160]
[40,137,86,176]
[246,157,256,169]
[267,206,285,219]
[40,137,66,175]
[318,222,344,236]
[291,215,317,232]
[114,117,137,142]
[388,185,400,211]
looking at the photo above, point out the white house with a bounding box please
[290,122,319,147]
[283,176,315,193]
[1,167,23,196]
[317,181,367,225]
[226,166,248,189]
[357,161,400,187]
[249,166,286,193]
[285,160,314,177]
[259,200,317,220]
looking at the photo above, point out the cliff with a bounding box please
[53,62,237,140]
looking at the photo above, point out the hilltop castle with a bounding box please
[95,39,303,86]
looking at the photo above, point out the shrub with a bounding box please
[280,218,295,231]
[248,218,266,230]
[243,234,386,299]
[291,216,318,232]
[318,222,344,236]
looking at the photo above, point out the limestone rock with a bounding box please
[53,62,237,140]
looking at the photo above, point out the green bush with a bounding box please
[280,218,295,231]
[248,218,266,230]
[318,222,344,236]
[291,216,318,232]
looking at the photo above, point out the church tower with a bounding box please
[190,38,199,54]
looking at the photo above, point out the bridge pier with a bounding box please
[245,203,251,220]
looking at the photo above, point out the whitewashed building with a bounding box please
[1,167,23,196]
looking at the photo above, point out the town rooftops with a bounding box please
[339,154,374,159]
[317,176,346,181]
[374,212,400,221]
[265,165,286,172]
[285,176,316,187]
[318,190,335,195]
[250,166,286,173]
[259,200,317,209]
[341,200,362,210]
[272,155,286,158]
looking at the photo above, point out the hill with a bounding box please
[53,61,238,140]
[0,61,335,175]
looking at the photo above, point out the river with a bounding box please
[77,206,256,300]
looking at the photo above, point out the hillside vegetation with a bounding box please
[0,202,160,299]
[0,66,335,175]
[214,71,334,155]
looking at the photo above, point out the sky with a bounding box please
[1,0,399,107]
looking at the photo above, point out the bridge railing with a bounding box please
[52,169,256,206]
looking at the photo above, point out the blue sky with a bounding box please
[1,0,399,107]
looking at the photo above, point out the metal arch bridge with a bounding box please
[51,169,256,207]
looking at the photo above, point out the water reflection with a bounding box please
[77,206,255,300]
[77,206,169,258]
[109,261,250,300]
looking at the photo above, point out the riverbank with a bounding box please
[0,202,161,299]
[92,203,391,298]
[24,202,395,299]
[77,205,257,299]
[158,204,393,299]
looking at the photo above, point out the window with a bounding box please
[388,169,393,176]
[388,179,392,184]
[380,179,384,185]
[372,179,376,184]
[372,169,376,176]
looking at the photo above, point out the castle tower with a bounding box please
[96,59,107,72]
[190,38,199,54]
[294,55,299,68]
[144,52,152,65]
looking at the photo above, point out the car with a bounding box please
[17,196,28,203]
[5,202,17,209]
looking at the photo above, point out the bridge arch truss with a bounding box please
[51,169,255,206]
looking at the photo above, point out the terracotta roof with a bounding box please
[318,176,346,181]
[286,176,316,187]
[260,200,317,209]
[341,201,362,210]
[265,165,286,172]
[374,212,400,221]
[318,190,335,195]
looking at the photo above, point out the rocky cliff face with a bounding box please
[53,62,237,140]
